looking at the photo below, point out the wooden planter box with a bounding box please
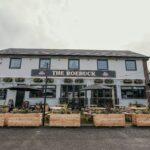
[93,114,125,127]
[132,114,150,126]
[49,114,80,127]
[0,114,5,127]
[5,113,42,127]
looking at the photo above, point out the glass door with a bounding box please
[60,85,86,108]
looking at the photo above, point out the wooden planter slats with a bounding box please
[49,114,80,127]
[0,114,5,127]
[93,114,125,127]
[5,113,42,127]
[132,114,150,126]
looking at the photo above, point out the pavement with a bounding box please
[0,127,150,150]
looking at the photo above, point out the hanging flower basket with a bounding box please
[15,78,25,82]
[64,78,73,83]
[134,79,143,84]
[47,78,54,83]
[75,79,84,83]
[105,79,114,84]
[33,78,43,83]
[3,78,13,82]
[94,79,103,84]
[123,79,132,84]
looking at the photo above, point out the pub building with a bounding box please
[0,48,149,108]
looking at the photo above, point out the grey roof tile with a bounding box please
[0,48,148,59]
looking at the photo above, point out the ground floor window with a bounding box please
[29,85,56,98]
[121,86,146,99]
[0,89,6,100]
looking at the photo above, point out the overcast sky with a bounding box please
[0,0,150,67]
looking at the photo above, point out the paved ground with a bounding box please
[0,127,150,150]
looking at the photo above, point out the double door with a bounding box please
[60,85,87,108]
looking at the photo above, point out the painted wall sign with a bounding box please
[31,70,116,78]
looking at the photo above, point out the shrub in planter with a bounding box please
[5,109,42,127]
[75,79,84,83]
[3,77,13,82]
[132,109,150,126]
[47,78,54,83]
[64,78,73,83]
[33,78,43,83]
[94,79,103,84]
[15,78,25,82]
[134,79,143,84]
[93,108,125,127]
[123,79,132,84]
[104,79,114,84]
[0,114,5,127]
[49,105,80,127]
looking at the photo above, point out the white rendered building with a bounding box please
[0,48,149,107]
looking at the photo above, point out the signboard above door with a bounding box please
[31,70,116,78]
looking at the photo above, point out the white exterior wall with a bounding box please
[0,56,148,107]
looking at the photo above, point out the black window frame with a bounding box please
[29,85,56,98]
[39,58,51,69]
[97,59,108,70]
[68,59,80,70]
[9,58,22,69]
[121,86,146,99]
[0,89,7,100]
[125,60,137,71]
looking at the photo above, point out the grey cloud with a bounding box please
[0,0,68,48]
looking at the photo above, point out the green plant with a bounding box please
[134,79,143,84]
[33,78,43,83]
[75,79,84,83]
[47,78,54,83]
[0,107,9,113]
[123,79,132,84]
[135,108,150,114]
[94,79,103,84]
[15,78,25,82]
[105,79,114,84]
[64,78,73,83]
[12,108,33,113]
[3,77,13,82]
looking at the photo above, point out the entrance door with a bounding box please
[15,90,25,107]
[60,85,86,108]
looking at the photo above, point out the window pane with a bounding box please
[98,60,108,70]
[30,85,56,98]
[121,86,145,99]
[40,59,50,69]
[0,90,6,100]
[69,60,79,69]
[126,60,136,70]
[10,58,21,68]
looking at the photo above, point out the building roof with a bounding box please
[0,48,149,59]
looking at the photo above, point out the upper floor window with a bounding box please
[125,60,137,71]
[9,58,21,69]
[68,59,79,70]
[39,58,50,69]
[97,59,108,70]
